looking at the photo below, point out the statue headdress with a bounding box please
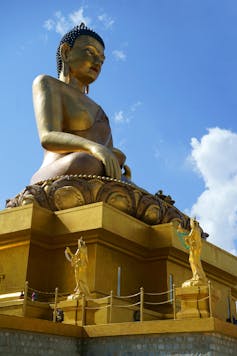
[56,23,105,77]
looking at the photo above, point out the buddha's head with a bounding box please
[56,23,105,88]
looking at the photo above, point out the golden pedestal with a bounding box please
[176,285,209,319]
[52,295,165,326]
[54,299,86,326]
[0,202,237,323]
[176,284,219,319]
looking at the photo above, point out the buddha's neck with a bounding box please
[59,73,87,94]
[68,77,87,93]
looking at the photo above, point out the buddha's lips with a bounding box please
[90,66,99,73]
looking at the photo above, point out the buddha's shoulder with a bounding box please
[33,74,63,90]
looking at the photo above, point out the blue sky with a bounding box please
[1,0,237,254]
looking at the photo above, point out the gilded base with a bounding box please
[53,297,165,325]
[6,174,191,227]
[175,285,217,319]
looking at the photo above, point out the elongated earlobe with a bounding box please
[62,62,70,84]
[59,43,71,84]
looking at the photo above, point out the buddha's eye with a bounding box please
[85,48,95,56]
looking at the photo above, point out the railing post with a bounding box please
[173,283,176,320]
[53,287,58,322]
[228,291,232,322]
[22,281,28,317]
[208,280,213,317]
[81,294,86,326]
[140,287,144,322]
[109,290,113,323]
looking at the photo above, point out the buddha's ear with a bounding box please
[60,43,71,63]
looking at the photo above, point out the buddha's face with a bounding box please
[66,35,105,85]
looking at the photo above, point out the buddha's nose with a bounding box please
[94,56,102,65]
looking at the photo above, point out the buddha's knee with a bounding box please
[66,152,104,175]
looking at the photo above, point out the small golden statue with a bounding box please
[65,237,90,298]
[177,218,207,287]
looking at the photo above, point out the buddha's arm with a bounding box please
[33,75,121,179]
[112,148,126,167]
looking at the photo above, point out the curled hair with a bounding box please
[56,23,105,77]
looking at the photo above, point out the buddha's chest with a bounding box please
[62,93,99,131]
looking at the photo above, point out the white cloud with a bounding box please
[44,19,55,31]
[112,50,126,61]
[113,111,130,124]
[43,7,92,36]
[113,101,141,125]
[69,8,91,27]
[55,12,69,35]
[130,101,142,112]
[189,127,237,255]
[117,138,127,150]
[98,13,114,29]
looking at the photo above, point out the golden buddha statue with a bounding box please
[31,23,129,184]
[6,23,193,232]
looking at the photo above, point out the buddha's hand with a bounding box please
[91,144,121,179]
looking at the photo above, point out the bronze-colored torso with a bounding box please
[37,77,112,168]
[52,78,112,146]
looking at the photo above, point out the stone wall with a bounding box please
[1,329,237,355]
[82,333,237,355]
[0,329,81,355]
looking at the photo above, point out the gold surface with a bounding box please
[65,237,90,298]
[31,29,127,182]
[6,175,191,228]
[83,317,237,339]
[177,219,207,287]
[0,314,236,340]
[55,297,171,326]
[0,203,237,322]
[0,314,82,337]
[176,286,210,319]
[2,24,237,341]
[5,17,193,229]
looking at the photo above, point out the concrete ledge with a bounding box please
[1,315,237,341]
[84,317,237,339]
[0,314,82,338]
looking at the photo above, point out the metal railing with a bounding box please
[0,280,217,325]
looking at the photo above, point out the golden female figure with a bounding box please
[31,23,128,184]
[177,218,207,287]
[65,237,90,298]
